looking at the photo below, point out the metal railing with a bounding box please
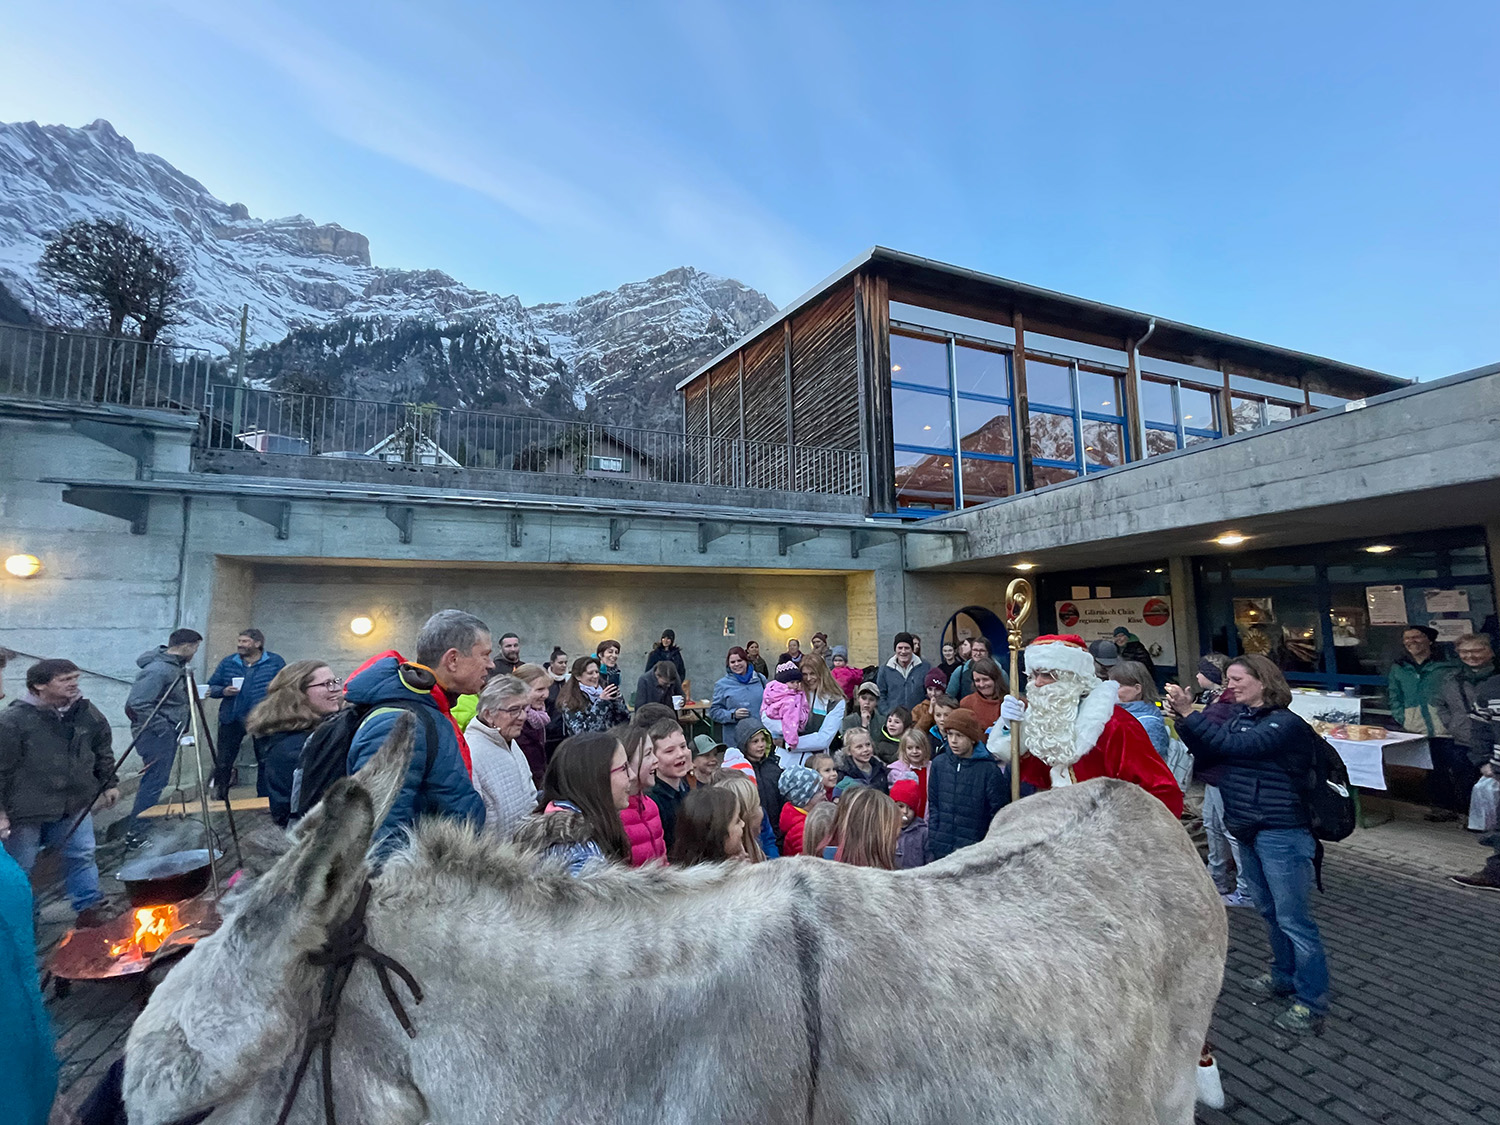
[204,384,867,495]
[0,322,220,410]
[0,322,867,496]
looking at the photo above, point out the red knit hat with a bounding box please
[890,779,922,813]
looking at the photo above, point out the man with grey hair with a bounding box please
[347,609,492,849]
[462,675,537,839]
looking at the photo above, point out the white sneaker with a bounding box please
[1220,890,1252,907]
[1196,1055,1226,1108]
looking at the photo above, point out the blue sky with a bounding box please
[5,1,1496,378]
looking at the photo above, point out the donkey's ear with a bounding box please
[278,776,378,932]
[352,710,417,832]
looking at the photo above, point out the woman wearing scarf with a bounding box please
[709,646,767,749]
[558,655,630,737]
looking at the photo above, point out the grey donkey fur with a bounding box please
[125,714,1226,1124]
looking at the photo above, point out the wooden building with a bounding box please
[678,247,1407,515]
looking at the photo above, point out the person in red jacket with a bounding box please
[776,764,824,854]
[618,726,666,866]
[1005,634,1183,817]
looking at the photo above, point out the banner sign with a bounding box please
[1054,596,1176,666]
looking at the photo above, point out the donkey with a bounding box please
[124,716,1225,1124]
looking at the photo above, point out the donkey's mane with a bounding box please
[378,817,747,909]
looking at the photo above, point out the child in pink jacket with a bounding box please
[760,659,811,751]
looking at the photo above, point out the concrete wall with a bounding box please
[241,563,853,697]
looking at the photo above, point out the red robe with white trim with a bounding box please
[1019,707,1184,817]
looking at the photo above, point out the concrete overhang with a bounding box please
[905,361,1500,574]
[41,471,965,541]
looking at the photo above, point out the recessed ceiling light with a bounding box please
[892,364,902,372]
[1014,562,1036,571]
[1214,532,1248,547]
[1364,544,1394,554]
[923,425,931,430]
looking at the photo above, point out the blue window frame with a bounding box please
[891,331,1019,513]
[1142,375,1223,455]
[1026,357,1129,486]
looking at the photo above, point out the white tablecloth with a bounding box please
[1325,731,1431,791]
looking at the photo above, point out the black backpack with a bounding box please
[1293,728,1358,844]
[289,702,440,821]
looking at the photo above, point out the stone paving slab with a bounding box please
[30,798,1500,1123]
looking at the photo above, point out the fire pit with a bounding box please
[49,890,221,982]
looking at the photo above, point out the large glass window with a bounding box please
[1026,357,1128,483]
[892,331,1018,513]
[1142,374,1224,455]
[1231,393,1300,434]
[1197,529,1496,718]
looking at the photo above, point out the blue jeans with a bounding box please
[1202,785,1249,897]
[1239,828,1330,1015]
[4,813,102,911]
[130,723,181,820]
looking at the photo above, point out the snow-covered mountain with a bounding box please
[0,119,777,426]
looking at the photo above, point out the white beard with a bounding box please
[1023,675,1119,776]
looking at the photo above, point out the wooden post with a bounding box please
[1012,312,1034,492]
[1124,329,1145,461]
[1004,578,1035,801]
[1222,363,1234,435]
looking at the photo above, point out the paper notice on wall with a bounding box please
[1424,589,1470,614]
[1365,585,1407,626]
[1432,618,1473,643]
[1054,596,1175,665]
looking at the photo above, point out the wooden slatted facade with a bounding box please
[790,286,859,451]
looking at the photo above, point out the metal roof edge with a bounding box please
[679,244,1407,393]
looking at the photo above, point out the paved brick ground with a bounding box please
[30,797,1500,1123]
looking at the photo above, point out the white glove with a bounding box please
[1000,695,1027,722]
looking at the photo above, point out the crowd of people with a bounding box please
[5,608,1500,1119]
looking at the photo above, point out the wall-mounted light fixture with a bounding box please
[349,616,375,637]
[589,615,609,633]
[3,554,42,578]
[776,612,794,630]
[1213,532,1248,548]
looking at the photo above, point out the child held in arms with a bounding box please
[760,658,811,752]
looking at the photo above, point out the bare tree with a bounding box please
[38,218,187,342]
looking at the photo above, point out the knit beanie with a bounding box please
[941,707,985,747]
[890,779,922,814]
[1197,657,1224,685]
[831,644,848,660]
[924,666,950,691]
[778,764,822,807]
[775,658,804,684]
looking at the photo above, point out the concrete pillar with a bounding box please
[873,562,908,659]
[1487,523,1500,629]
[1168,555,1199,679]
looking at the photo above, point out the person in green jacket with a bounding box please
[1387,626,1458,737]
[1387,625,1461,822]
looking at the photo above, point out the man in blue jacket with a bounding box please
[347,609,492,850]
[207,628,285,799]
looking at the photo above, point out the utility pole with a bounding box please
[231,304,248,441]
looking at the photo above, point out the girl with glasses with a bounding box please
[245,659,344,827]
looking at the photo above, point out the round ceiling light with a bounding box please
[1213,532,1248,547]
[349,616,375,637]
[1363,544,1394,554]
[776,613,794,630]
[4,554,42,578]
[590,615,609,632]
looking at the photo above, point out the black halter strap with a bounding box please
[274,880,424,1125]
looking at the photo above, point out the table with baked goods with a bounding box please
[1317,725,1431,827]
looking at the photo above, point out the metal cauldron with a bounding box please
[117,848,223,907]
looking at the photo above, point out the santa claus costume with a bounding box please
[1016,634,1184,817]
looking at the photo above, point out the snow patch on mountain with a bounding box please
[0,119,777,426]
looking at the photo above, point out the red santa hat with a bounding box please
[1023,634,1098,681]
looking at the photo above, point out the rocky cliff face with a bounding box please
[0,119,777,427]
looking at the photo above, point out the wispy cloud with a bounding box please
[157,0,821,300]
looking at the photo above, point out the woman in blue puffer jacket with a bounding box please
[1166,653,1330,1037]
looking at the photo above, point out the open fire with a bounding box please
[108,904,182,959]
